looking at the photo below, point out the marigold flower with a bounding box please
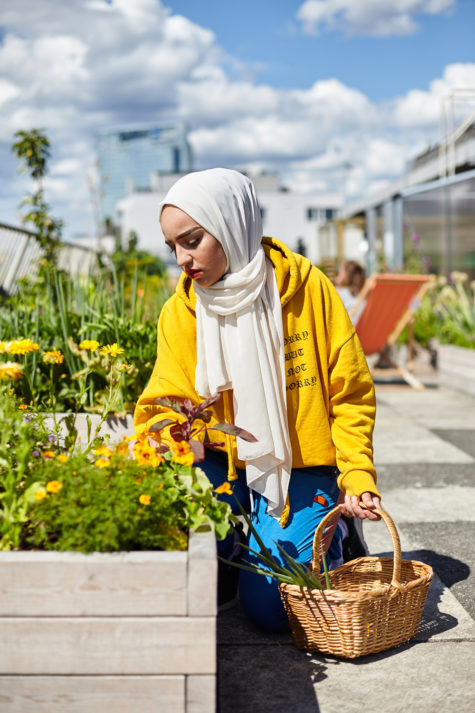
[139,494,151,506]
[95,457,110,468]
[171,440,194,466]
[43,350,64,365]
[18,404,28,410]
[56,454,69,463]
[214,481,233,496]
[7,339,40,355]
[43,450,56,459]
[134,440,163,468]
[46,480,63,493]
[79,339,100,351]
[93,445,113,457]
[35,489,47,500]
[100,343,124,358]
[0,361,24,381]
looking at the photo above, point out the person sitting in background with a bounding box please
[335,260,366,324]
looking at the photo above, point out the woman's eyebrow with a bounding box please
[176,226,201,240]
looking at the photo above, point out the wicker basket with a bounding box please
[279,506,433,659]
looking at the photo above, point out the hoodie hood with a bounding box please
[175,237,313,311]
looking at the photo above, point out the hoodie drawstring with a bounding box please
[223,391,238,481]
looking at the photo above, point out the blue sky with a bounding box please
[1,0,474,240]
[168,0,475,97]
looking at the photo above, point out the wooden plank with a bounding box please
[0,617,216,675]
[0,675,185,713]
[186,675,216,713]
[187,529,217,617]
[0,551,187,616]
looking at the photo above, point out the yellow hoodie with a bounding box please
[134,237,378,500]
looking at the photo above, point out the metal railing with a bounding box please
[0,223,100,295]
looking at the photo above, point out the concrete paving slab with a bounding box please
[369,486,475,522]
[373,420,474,464]
[431,429,475,459]
[375,463,475,489]
[376,386,475,430]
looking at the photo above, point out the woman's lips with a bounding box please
[187,269,202,278]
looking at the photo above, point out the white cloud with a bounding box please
[296,0,455,36]
[0,0,473,238]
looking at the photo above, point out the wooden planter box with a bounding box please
[0,532,217,713]
[437,343,475,396]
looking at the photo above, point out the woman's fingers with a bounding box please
[338,493,381,520]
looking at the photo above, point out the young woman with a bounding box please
[334,260,367,324]
[134,168,380,632]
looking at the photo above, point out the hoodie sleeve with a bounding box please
[133,300,198,434]
[328,329,379,498]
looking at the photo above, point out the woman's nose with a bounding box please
[175,245,192,270]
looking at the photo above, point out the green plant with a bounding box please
[12,129,63,266]
[220,497,332,590]
[0,265,169,412]
[0,389,233,552]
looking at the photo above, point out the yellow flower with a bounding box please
[214,481,233,496]
[35,489,47,500]
[43,350,64,365]
[100,343,124,358]
[95,457,110,468]
[139,494,151,506]
[46,480,63,493]
[43,450,56,459]
[171,440,194,466]
[0,341,12,353]
[7,339,40,355]
[93,445,113,457]
[56,454,69,463]
[79,339,100,351]
[134,440,163,468]
[0,361,24,381]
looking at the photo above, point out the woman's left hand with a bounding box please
[338,492,381,520]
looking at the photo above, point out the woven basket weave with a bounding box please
[279,506,433,659]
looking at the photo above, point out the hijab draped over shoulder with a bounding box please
[159,168,292,520]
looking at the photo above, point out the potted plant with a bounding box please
[0,388,239,713]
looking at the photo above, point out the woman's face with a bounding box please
[161,205,227,287]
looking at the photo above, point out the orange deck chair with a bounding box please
[348,274,435,389]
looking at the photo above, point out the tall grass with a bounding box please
[0,264,170,412]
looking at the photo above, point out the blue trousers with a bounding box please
[201,450,342,632]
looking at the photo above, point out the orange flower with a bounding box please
[94,457,110,468]
[133,440,163,468]
[0,361,24,381]
[93,445,113,457]
[42,350,64,365]
[43,450,56,459]
[139,494,151,506]
[46,480,63,493]
[171,440,194,466]
[215,482,233,496]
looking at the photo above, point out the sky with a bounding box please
[1,0,475,241]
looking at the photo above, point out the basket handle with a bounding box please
[311,505,402,588]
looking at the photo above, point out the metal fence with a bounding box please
[0,223,100,295]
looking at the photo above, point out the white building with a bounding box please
[117,171,343,273]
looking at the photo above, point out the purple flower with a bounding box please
[23,416,31,422]
[32,450,40,457]
[48,434,56,442]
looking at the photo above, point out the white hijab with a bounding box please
[159,168,292,520]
